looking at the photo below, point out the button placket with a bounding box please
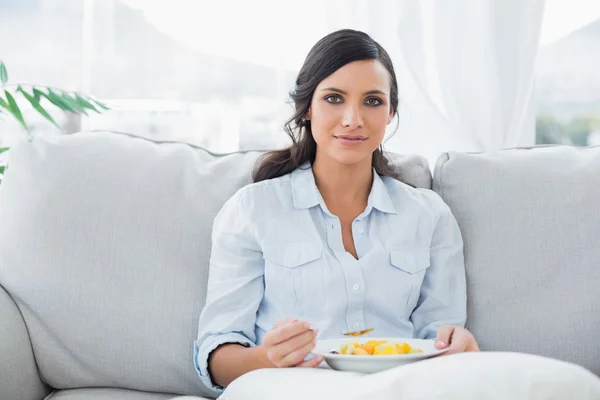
[342,253,366,335]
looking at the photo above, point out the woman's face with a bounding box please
[307,59,395,167]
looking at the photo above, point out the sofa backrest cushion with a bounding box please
[433,145,600,375]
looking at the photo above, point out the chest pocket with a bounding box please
[389,248,431,310]
[263,241,324,314]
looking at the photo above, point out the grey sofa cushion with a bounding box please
[386,152,432,189]
[0,131,431,397]
[433,145,600,375]
[46,388,176,399]
[0,285,50,400]
[0,132,261,398]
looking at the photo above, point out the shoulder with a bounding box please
[239,173,292,202]
[381,176,452,221]
[220,173,294,215]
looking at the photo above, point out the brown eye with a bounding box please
[325,95,343,104]
[365,97,383,106]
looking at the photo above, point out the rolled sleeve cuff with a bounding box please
[194,333,255,394]
[416,324,439,340]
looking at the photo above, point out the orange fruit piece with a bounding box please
[395,342,412,354]
[366,340,387,346]
[375,345,398,355]
[360,344,375,354]
[351,347,369,355]
[340,344,349,354]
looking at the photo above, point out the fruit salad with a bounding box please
[336,340,424,356]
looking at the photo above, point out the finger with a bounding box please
[445,330,471,355]
[264,321,312,346]
[466,332,480,352]
[273,318,296,329]
[296,354,323,368]
[435,325,455,349]
[264,321,309,347]
[278,336,317,367]
[269,329,317,364]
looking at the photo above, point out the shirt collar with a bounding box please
[369,171,397,214]
[291,162,397,214]
[291,163,321,210]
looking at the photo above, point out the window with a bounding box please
[536,0,600,146]
[0,0,344,152]
[6,1,597,158]
[0,0,85,146]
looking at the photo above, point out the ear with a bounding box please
[386,108,395,125]
[305,109,311,120]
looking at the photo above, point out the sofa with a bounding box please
[0,131,599,400]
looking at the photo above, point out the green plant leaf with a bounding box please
[0,61,7,85]
[17,86,59,128]
[0,166,5,175]
[92,98,110,110]
[4,90,27,130]
[43,89,73,111]
[33,88,43,102]
[60,91,88,115]
[0,96,9,110]
[75,94,99,113]
[0,147,9,154]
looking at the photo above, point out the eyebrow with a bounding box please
[320,87,387,96]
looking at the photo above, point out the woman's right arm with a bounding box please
[208,319,320,388]
[194,189,319,394]
[194,189,266,392]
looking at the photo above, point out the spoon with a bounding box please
[341,328,374,337]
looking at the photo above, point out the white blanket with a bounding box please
[219,352,600,400]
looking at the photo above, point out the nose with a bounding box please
[341,105,364,130]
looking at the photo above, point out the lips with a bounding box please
[334,134,367,147]
[334,134,367,141]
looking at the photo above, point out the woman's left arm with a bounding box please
[410,191,480,354]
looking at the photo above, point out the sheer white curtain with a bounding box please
[0,0,547,162]
[396,0,546,154]
[320,0,546,164]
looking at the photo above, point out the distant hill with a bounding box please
[537,19,600,119]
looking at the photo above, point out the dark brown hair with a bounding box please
[252,29,402,183]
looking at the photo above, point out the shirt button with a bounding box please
[358,228,364,234]
[352,284,360,291]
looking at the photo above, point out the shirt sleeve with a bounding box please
[193,188,264,394]
[410,190,467,340]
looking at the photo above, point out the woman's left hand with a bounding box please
[435,325,480,355]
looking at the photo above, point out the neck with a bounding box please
[311,154,373,208]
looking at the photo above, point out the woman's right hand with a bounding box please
[260,318,323,368]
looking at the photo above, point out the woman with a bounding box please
[194,29,479,394]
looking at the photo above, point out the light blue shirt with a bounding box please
[194,164,466,393]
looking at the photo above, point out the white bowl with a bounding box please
[312,337,448,374]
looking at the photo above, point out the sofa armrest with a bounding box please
[0,284,50,400]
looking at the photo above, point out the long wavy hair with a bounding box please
[252,29,402,183]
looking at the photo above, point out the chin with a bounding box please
[329,151,373,166]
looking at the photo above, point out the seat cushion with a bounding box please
[0,131,431,396]
[46,388,180,400]
[433,145,600,375]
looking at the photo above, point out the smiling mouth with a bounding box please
[334,135,367,141]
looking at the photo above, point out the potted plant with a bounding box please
[0,60,110,181]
